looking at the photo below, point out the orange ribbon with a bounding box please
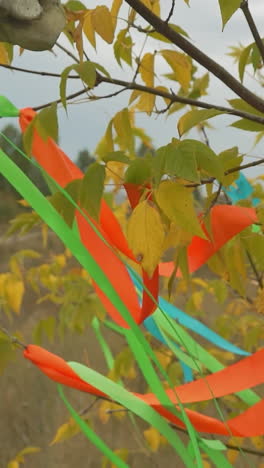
[24,344,264,436]
[19,108,158,326]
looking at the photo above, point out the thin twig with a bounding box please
[0,63,78,79]
[246,250,263,289]
[55,42,79,63]
[79,397,100,416]
[165,0,175,23]
[124,0,264,112]
[240,0,264,64]
[2,61,264,125]
[31,72,264,125]
[102,406,264,458]
[186,157,264,188]
[0,326,27,349]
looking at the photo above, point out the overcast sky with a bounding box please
[1,0,264,178]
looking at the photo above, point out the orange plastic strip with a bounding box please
[159,205,257,276]
[24,344,264,436]
[19,108,159,324]
[19,108,134,260]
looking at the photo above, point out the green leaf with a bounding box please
[0,335,16,374]
[238,44,252,82]
[113,108,134,152]
[60,65,76,109]
[33,317,56,344]
[178,139,223,181]
[228,98,263,116]
[114,29,133,67]
[65,1,86,11]
[218,0,241,29]
[103,151,130,164]
[218,146,243,186]
[125,158,151,184]
[158,141,199,183]
[77,61,97,88]
[36,103,58,142]
[177,109,223,136]
[155,180,206,238]
[231,119,264,132]
[80,163,105,220]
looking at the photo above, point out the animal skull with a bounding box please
[0,0,66,51]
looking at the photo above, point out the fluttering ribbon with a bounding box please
[0,96,262,441]
[19,107,159,327]
[24,344,264,437]
[159,204,257,277]
[225,172,260,206]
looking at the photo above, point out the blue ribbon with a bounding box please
[225,172,260,206]
[128,268,249,383]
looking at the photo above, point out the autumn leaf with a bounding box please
[127,200,165,276]
[155,180,206,238]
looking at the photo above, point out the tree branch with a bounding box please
[240,0,264,64]
[25,69,264,125]
[2,62,264,125]
[186,157,264,187]
[124,0,264,113]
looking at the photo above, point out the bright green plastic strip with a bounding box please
[69,361,195,468]
[0,140,251,465]
[0,150,195,460]
[92,318,114,369]
[0,96,19,117]
[154,311,260,406]
[0,134,188,409]
[201,445,234,468]
[58,385,128,468]
[125,329,203,468]
[0,143,204,452]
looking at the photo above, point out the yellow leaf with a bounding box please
[202,461,212,468]
[83,10,96,48]
[50,418,81,445]
[155,181,206,238]
[136,92,156,115]
[7,462,19,468]
[111,0,123,30]
[7,447,40,467]
[0,42,10,64]
[227,449,239,464]
[111,449,128,468]
[98,400,124,423]
[139,53,155,87]
[144,426,161,452]
[161,49,191,91]
[155,85,170,105]
[16,446,41,459]
[127,200,165,276]
[251,435,264,449]
[141,0,160,15]
[154,350,171,369]
[92,6,114,44]
[5,278,24,314]
[113,109,133,151]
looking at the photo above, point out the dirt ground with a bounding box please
[0,229,263,468]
